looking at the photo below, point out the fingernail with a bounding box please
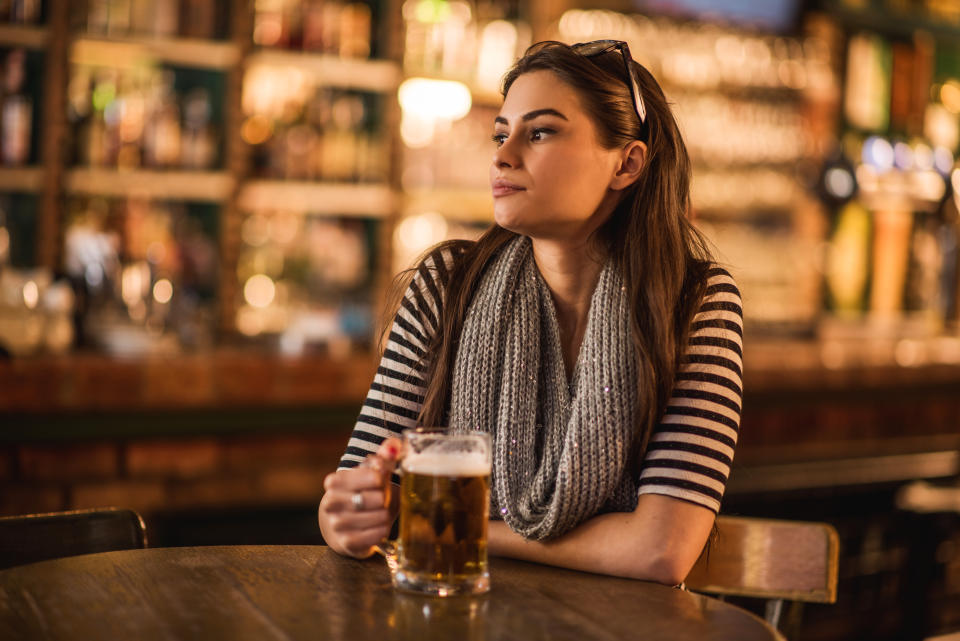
[386,444,399,457]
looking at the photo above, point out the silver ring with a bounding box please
[351,492,364,511]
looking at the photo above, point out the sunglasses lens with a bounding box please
[573,41,617,57]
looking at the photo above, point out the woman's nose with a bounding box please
[493,137,520,168]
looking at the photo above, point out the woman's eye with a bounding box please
[530,128,554,141]
[492,133,507,147]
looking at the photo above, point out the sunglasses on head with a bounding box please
[571,40,648,142]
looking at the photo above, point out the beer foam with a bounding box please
[402,451,490,477]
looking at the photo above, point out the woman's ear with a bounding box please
[610,140,647,190]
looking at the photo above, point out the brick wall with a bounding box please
[0,432,350,519]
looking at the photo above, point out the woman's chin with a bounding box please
[493,207,527,235]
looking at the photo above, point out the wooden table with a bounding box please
[0,546,784,641]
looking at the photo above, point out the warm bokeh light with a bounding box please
[940,79,960,114]
[241,114,273,145]
[398,77,472,147]
[153,278,173,304]
[22,280,39,310]
[395,212,448,253]
[244,273,276,308]
[399,78,472,119]
[121,263,149,307]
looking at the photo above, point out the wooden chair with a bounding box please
[0,507,148,570]
[684,515,839,633]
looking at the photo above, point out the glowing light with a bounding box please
[241,114,273,145]
[236,306,264,336]
[824,167,855,200]
[121,263,149,307]
[862,136,894,171]
[941,80,960,114]
[934,147,954,174]
[153,278,173,304]
[22,280,39,309]
[476,21,518,92]
[244,274,276,308]
[398,78,472,121]
[398,78,472,147]
[395,213,449,253]
[914,143,934,171]
[893,142,914,170]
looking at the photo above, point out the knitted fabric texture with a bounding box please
[449,235,639,540]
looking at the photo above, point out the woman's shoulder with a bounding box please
[699,264,742,314]
[401,240,474,321]
[417,240,472,278]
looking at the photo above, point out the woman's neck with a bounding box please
[531,238,605,377]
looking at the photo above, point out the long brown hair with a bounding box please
[390,41,713,466]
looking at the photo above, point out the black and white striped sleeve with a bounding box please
[338,247,455,470]
[638,267,744,513]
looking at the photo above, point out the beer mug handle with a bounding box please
[358,454,402,577]
[373,538,400,575]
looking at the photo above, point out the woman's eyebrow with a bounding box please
[494,108,569,126]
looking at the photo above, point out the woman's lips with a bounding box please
[492,179,526,198]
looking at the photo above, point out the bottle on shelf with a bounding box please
[1,49,32,166]
[181,87,216,169]
[84,0,223,39]
[253,0,372,58]
[8,0,42,24]
[130,0,181,38]
[180,0,219,39]
[235,209,373,355]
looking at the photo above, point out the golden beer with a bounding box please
[393,431,491,596]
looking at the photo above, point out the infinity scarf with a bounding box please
[449,235,639,540]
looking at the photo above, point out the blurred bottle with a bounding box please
[339,3,371,59]
[824,201,872,316]
[87,0,110,34]
[1,49,32,166]
[130,0,180,37]
[181,87,215,169]
[107,0,132,35]
[180,0,217,39]
[870,207,913,316]
[284,0,304,49]
[904,210,944,324]
[0,199,9,267]
[142,71,182,167]
[9,0,41,24]
[253,0,287,48]
[845,33,891,132]
[302,0,326,51]
[936,178,960,324]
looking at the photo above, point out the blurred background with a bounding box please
[0,0,959,638]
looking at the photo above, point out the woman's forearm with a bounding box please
[487,494,715,585]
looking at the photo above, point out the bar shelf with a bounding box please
[0,24,48,49]
[246,50,401,92]
[72,34,240,70]
[0,167,43,192]
[65,168,234,202]
[238,181,395,217]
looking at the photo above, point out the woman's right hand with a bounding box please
[318,438,401,558]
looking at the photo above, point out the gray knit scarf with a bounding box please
[449,235,639,540]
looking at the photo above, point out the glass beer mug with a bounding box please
[376,428,491,596]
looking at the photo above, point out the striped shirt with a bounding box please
[339,246,744,514]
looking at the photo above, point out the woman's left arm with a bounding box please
[490,267,743,585]
[488,494,714,585]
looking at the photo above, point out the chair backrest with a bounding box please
[685,515,839,604]
[0,507,147,570]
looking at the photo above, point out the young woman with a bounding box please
[318,40,743,586]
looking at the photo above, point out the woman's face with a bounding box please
[490,70,624,241]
